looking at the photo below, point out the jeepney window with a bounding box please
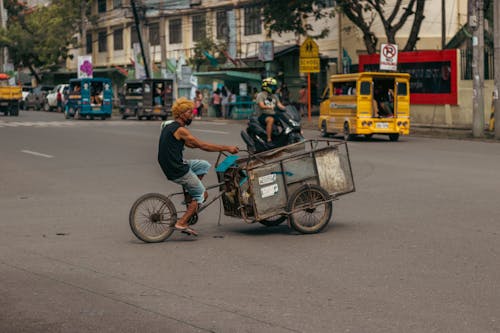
[397,82,408,96]
[360,81,371,95]
[332,81,356,95]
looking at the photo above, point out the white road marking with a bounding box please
[191,128,229,135]
[21,150,54,158]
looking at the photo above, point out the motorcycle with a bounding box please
[241,104,304,153]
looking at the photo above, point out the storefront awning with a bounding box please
[193,70,261,82]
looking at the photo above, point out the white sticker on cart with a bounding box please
[258,174,276,185]
[260,183,278,198]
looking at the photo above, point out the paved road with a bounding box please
[1,111,499,332]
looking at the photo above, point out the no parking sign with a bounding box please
[380,43,398,71]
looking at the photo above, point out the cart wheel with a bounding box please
[286,184,332,234]
[259,215,287,227]
[129,193,177,243]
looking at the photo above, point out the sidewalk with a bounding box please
[210,115,498,141]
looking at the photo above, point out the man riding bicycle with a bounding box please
[158,97,239,236]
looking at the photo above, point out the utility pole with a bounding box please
[131,0,150,79]
[494,0,500,139]
[442,0,446,49]
[471,0,484,137]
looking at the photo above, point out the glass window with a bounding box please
[97,0,106,13]
[360,81,371,95]
[216,10,228,41]
[130,26,138,48]
[244,7,261,36]
[397,82,407,96]
[192,14,206,42]
[149,23,160,46]
[98,30,107,53]
[113,28,123,50]
[169,18,182,44]
[113,0,122,8]
[86,33,92,54]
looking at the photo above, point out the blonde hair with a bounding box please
[172,97,195,118]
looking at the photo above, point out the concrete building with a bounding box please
[60,0,491,127]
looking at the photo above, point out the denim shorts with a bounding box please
[172,159,211,203]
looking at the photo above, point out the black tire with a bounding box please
[129,193,177,243]
[259,215,288,227]
[343,122,356,141]
[320,120,329,137]
[161,116,167,121]
[389,133,400,141]
[286,184,333,234]
[364,134,373,139]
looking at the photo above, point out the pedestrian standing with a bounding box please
[194,90,203,119]
[212,89,222,118]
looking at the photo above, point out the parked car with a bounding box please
[24,85,53,110]
[44,84,69,111]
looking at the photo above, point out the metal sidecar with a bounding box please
[215,139,355,234]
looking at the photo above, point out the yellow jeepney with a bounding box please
[319,72,410,141]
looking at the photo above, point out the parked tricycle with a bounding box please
[65,78,113,120]
[119,78,174,120]
[129,139,355,242]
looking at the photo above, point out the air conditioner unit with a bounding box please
[190,0,201,6]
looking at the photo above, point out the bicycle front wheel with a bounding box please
[129,193,177,243]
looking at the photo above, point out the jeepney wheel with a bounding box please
[343,122,355,141]
[389,133,400,142]
[259,215,287,227]
[101,116,106,120]
[161,116,167,121]
[129,193,177,243]
[122,115,128,120]
[287,184,332,234]
[320,120,329,137]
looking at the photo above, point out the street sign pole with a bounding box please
[299,37,320,122]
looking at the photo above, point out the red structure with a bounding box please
[359,49,458,105]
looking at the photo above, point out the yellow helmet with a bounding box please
[262,77,278,94]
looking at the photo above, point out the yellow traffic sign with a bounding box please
[300,37,319,58]
[299,58,320,73]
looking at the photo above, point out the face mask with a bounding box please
[185,118,192,126]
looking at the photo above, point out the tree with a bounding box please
[0,0,94,83]
[260,0,334,39]
[259,0,426,54]
[337,0,425,54]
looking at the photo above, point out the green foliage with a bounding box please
[0,0,93,80]
[188,37,227,71]
[259,0,335,38]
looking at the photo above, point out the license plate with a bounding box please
[376,122,389,129]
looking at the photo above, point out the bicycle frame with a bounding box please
[167,181,227,214]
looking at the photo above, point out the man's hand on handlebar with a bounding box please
[227,146,239,154]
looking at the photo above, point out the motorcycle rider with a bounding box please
[256,77,287,143]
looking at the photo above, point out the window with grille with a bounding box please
[98,30,107,52]
[86,33,92,54]
[192,14,206,42]
[97,0,106,13]
[130,26,138,48]
[244,7,261,36]
[216,10,228,41]
[113,28,123,50]
[149,23,160,46]
[169,18,182,44]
